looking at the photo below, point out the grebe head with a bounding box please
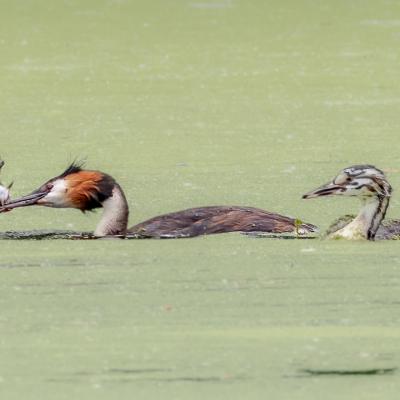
[0,162,129,236]
[302,165,392,200]
[1,162,117,211]
[303,165,392,240]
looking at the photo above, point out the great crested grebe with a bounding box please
[302,164,400,240]
[0,162,317,238]
[0,160,13,206]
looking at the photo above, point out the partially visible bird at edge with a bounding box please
[0,159,13,207]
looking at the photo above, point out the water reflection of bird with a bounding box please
[0,160,13,206]
[303,164,400,240]
[0,162,317,238]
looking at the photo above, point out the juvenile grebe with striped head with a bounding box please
[0,162,317,238]
[303,165,392,240]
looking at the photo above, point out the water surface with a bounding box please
[1,0,400,399]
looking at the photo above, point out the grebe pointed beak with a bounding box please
[302,182,345,199]
[0,191,48,212]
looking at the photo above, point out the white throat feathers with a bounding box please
[94,184,129,236]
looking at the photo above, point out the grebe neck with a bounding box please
[330,195,389,240]
[94,184,129,236]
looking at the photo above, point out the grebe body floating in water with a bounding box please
[0,163,317,238]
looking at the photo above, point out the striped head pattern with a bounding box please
[303,165,392,200]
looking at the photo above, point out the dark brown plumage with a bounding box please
[129,205,316,238]
[0,163,317,238]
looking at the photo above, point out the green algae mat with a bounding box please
[1,0,400,398]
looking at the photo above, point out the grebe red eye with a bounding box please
[46,183,53,190]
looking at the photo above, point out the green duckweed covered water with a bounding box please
[1,0,400,398]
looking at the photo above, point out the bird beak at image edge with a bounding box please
[0,191,48,212]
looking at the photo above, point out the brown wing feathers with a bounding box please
[129,206,315,238]
[42,163,316,237]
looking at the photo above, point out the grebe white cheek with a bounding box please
[36,179,71,208]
